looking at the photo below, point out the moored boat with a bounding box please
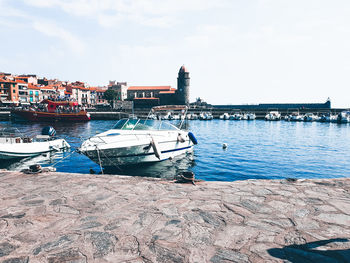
[265,111,281,121]
[78,105,197,169]
[337,111,350,123]
[11,99,90,122]
[0,126,70,160]
[219,113,230,120]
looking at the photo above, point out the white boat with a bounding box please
[219,113,230,120]
[0,127,70,160]
[304,113,320,122]
[337,111,350,123]
[265,111,281,121]
[244,113,256,120]
[285,112,304,122]
[78,106,198,169]
[199,112,213,120]
[229,112,243,120]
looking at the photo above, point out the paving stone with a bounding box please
[1,256,29,263]
[0,243,17,257]
[1,171,350,262]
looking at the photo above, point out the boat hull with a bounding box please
[11,110,90,122]
[0,139,70,160]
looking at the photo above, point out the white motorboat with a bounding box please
[304,113,320,122]
[337,111,350,123]
[243,113,256,120]
[285,112,304,122]
[265,111,281,121]
[199,112,213,120]
[229,112,243,120]
[219,113,230,120]
[78,106,198,169]
[319,113,338,123]
[0,127,70,160]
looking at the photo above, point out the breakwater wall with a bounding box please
[0,108,347,121]
[0,170,349,262]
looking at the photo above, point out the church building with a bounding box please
[126,65,190,107]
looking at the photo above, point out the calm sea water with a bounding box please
[1,120,349,181]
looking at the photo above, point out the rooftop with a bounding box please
[128,86,172,91]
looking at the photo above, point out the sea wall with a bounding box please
[0,170,349,262]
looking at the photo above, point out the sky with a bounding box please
[0,0,350,108]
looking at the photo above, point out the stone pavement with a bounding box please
[0,170,349,262]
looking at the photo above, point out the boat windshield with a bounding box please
[0,128,22,137]
[112,119,178,131]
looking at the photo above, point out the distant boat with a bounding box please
[285,111,304,122]
[337,111,350,123]
[243,112,256,120]
[304,113,320,122]
[199,112,213,120]
[229,112,243,120]
[219,113,230,120]
[265,111,281,121]
[0,127,70,160]
[319,112,337,122]
[11,99,90,122]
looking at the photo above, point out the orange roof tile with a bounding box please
[134,97,159,100]
[128,86,172,91]
[15,79,27,84]
[159,90,175,94]
[28,84,41,90]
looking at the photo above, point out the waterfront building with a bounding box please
[28,84,42,103]
[108,81,128,101]
[0,78,18,104]
[126,65,190,107]
[16,80,29,104]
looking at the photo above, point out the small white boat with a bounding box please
[219,113,230,120]
[229,112,243,120]
[78,106,197,168]
[265,111,281,121]
[199,112,213,120]
[337,111,350,123]
[244,113,256,120]
[0,127,70,160]
[304,113,319,122]
[319,113,337,122]
[285,112,304,122]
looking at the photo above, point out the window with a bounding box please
[13,89,16,93]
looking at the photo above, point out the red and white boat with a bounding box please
[11,99,91,122]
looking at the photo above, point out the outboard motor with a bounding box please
[42,126,56,137]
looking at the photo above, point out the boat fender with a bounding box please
[151,137,162,160]
[177,133,185,143]
[188,132,198,145]
[42,126,56,137]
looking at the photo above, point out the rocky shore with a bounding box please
[0,170,349,262]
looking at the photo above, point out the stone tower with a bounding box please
[177,65,190,105]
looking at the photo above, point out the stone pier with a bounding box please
[0,170,349,262]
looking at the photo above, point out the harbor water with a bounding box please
[1,120,349,181]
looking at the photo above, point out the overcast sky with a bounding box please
[1,0,349,107]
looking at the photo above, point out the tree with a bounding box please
[103,89,117,107]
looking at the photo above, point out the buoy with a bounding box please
[222,143,228,149]
[151,137,162,160]
[188,132,198,145]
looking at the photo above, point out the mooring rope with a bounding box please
[95,145,104,174]
[50,149,77,167]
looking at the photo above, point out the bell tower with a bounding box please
[177,65,190,105]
